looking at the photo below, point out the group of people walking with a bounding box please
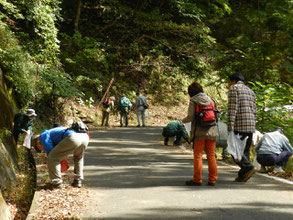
[101,92,148,128]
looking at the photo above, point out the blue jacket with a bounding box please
[39,127,76,155]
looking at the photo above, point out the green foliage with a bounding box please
[250,81,293,143]
[0,21,35,107]
[214,0,293,85]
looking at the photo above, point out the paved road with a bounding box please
[82,126,293,220]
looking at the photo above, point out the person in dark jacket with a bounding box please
[13,109,37,143]
[162,120,190,146]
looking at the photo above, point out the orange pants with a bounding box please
[192,139,218,184]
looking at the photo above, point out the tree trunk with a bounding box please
[74,0,83,30]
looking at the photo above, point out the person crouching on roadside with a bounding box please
[162,120,190,147]
[255,127,293,174]
[33,122,89,189]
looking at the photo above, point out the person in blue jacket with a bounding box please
[162,120,190,146]
[34,122,89,188]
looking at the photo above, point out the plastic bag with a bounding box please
[184,122,191,137]
[226,131,248,161]
[23,130,33,149]
[144,110,148,118]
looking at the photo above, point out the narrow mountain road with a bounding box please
[81,126,293,220]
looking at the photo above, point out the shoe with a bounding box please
[164,141,168,146]
[120,125,123,127]
[258,166,267,173]
[72,179,82,188]
[143,125,145,127]
[207,182,215,186]
[52,182,63,189]
[235,176,244,182]
[185,180,202,186]
[241,168,255,182]
[136,125,140,127]
[273,166,285,174]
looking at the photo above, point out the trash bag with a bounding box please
[23,130,33,149]
[226,131,248,161]
[184,122,192,137]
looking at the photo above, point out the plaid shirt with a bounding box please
[228,81,256,133]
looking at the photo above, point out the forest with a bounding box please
[0,0,292,137]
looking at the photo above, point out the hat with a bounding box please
[25,109,37,117]
[229,73,245,82]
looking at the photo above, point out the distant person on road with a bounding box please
[33,122,90,189]
[135,92,148,127]
[13,109,37,144]
[228,72,257,182]
[182,82,218,186]
[162,120,190,147]
[101,96,115,127]
[255,128,293,174]
[117,94,132,127]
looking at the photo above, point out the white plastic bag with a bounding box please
[144,110,148,118]
[226,131,248,161]
[23,130,33,149]
[183,122,191,137]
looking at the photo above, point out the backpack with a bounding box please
[120,98,129,107]
[195,101,218,127]
[103,98,110,108]
[71,121,89,133]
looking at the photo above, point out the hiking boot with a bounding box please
[273,166,285,174]
[241,168,255,182]
[72,179,82,188]
[258,166,267,173]
[185,180,202,186]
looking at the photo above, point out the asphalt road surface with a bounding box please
[81,126,293,220]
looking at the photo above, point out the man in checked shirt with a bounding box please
[228,72,257,182]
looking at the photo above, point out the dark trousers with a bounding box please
[120,108,129,127]
[162,128,183,144]
[257,151,292,167]
[233,131,254,178]
[13,130,20,143]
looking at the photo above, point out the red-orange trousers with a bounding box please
[192,139,218,184]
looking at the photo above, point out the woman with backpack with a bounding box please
[182,82,219,186]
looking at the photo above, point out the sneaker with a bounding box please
[241,168,255,182]
[273,166,285,174]
[258,166,267,173]
[52,182,63,189]
[185,180,202,186]
[207,182,215,186]
[72,179,82,188]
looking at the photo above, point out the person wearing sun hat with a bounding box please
[12,108,37,143]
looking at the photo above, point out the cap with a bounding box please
[25,109,37,117]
